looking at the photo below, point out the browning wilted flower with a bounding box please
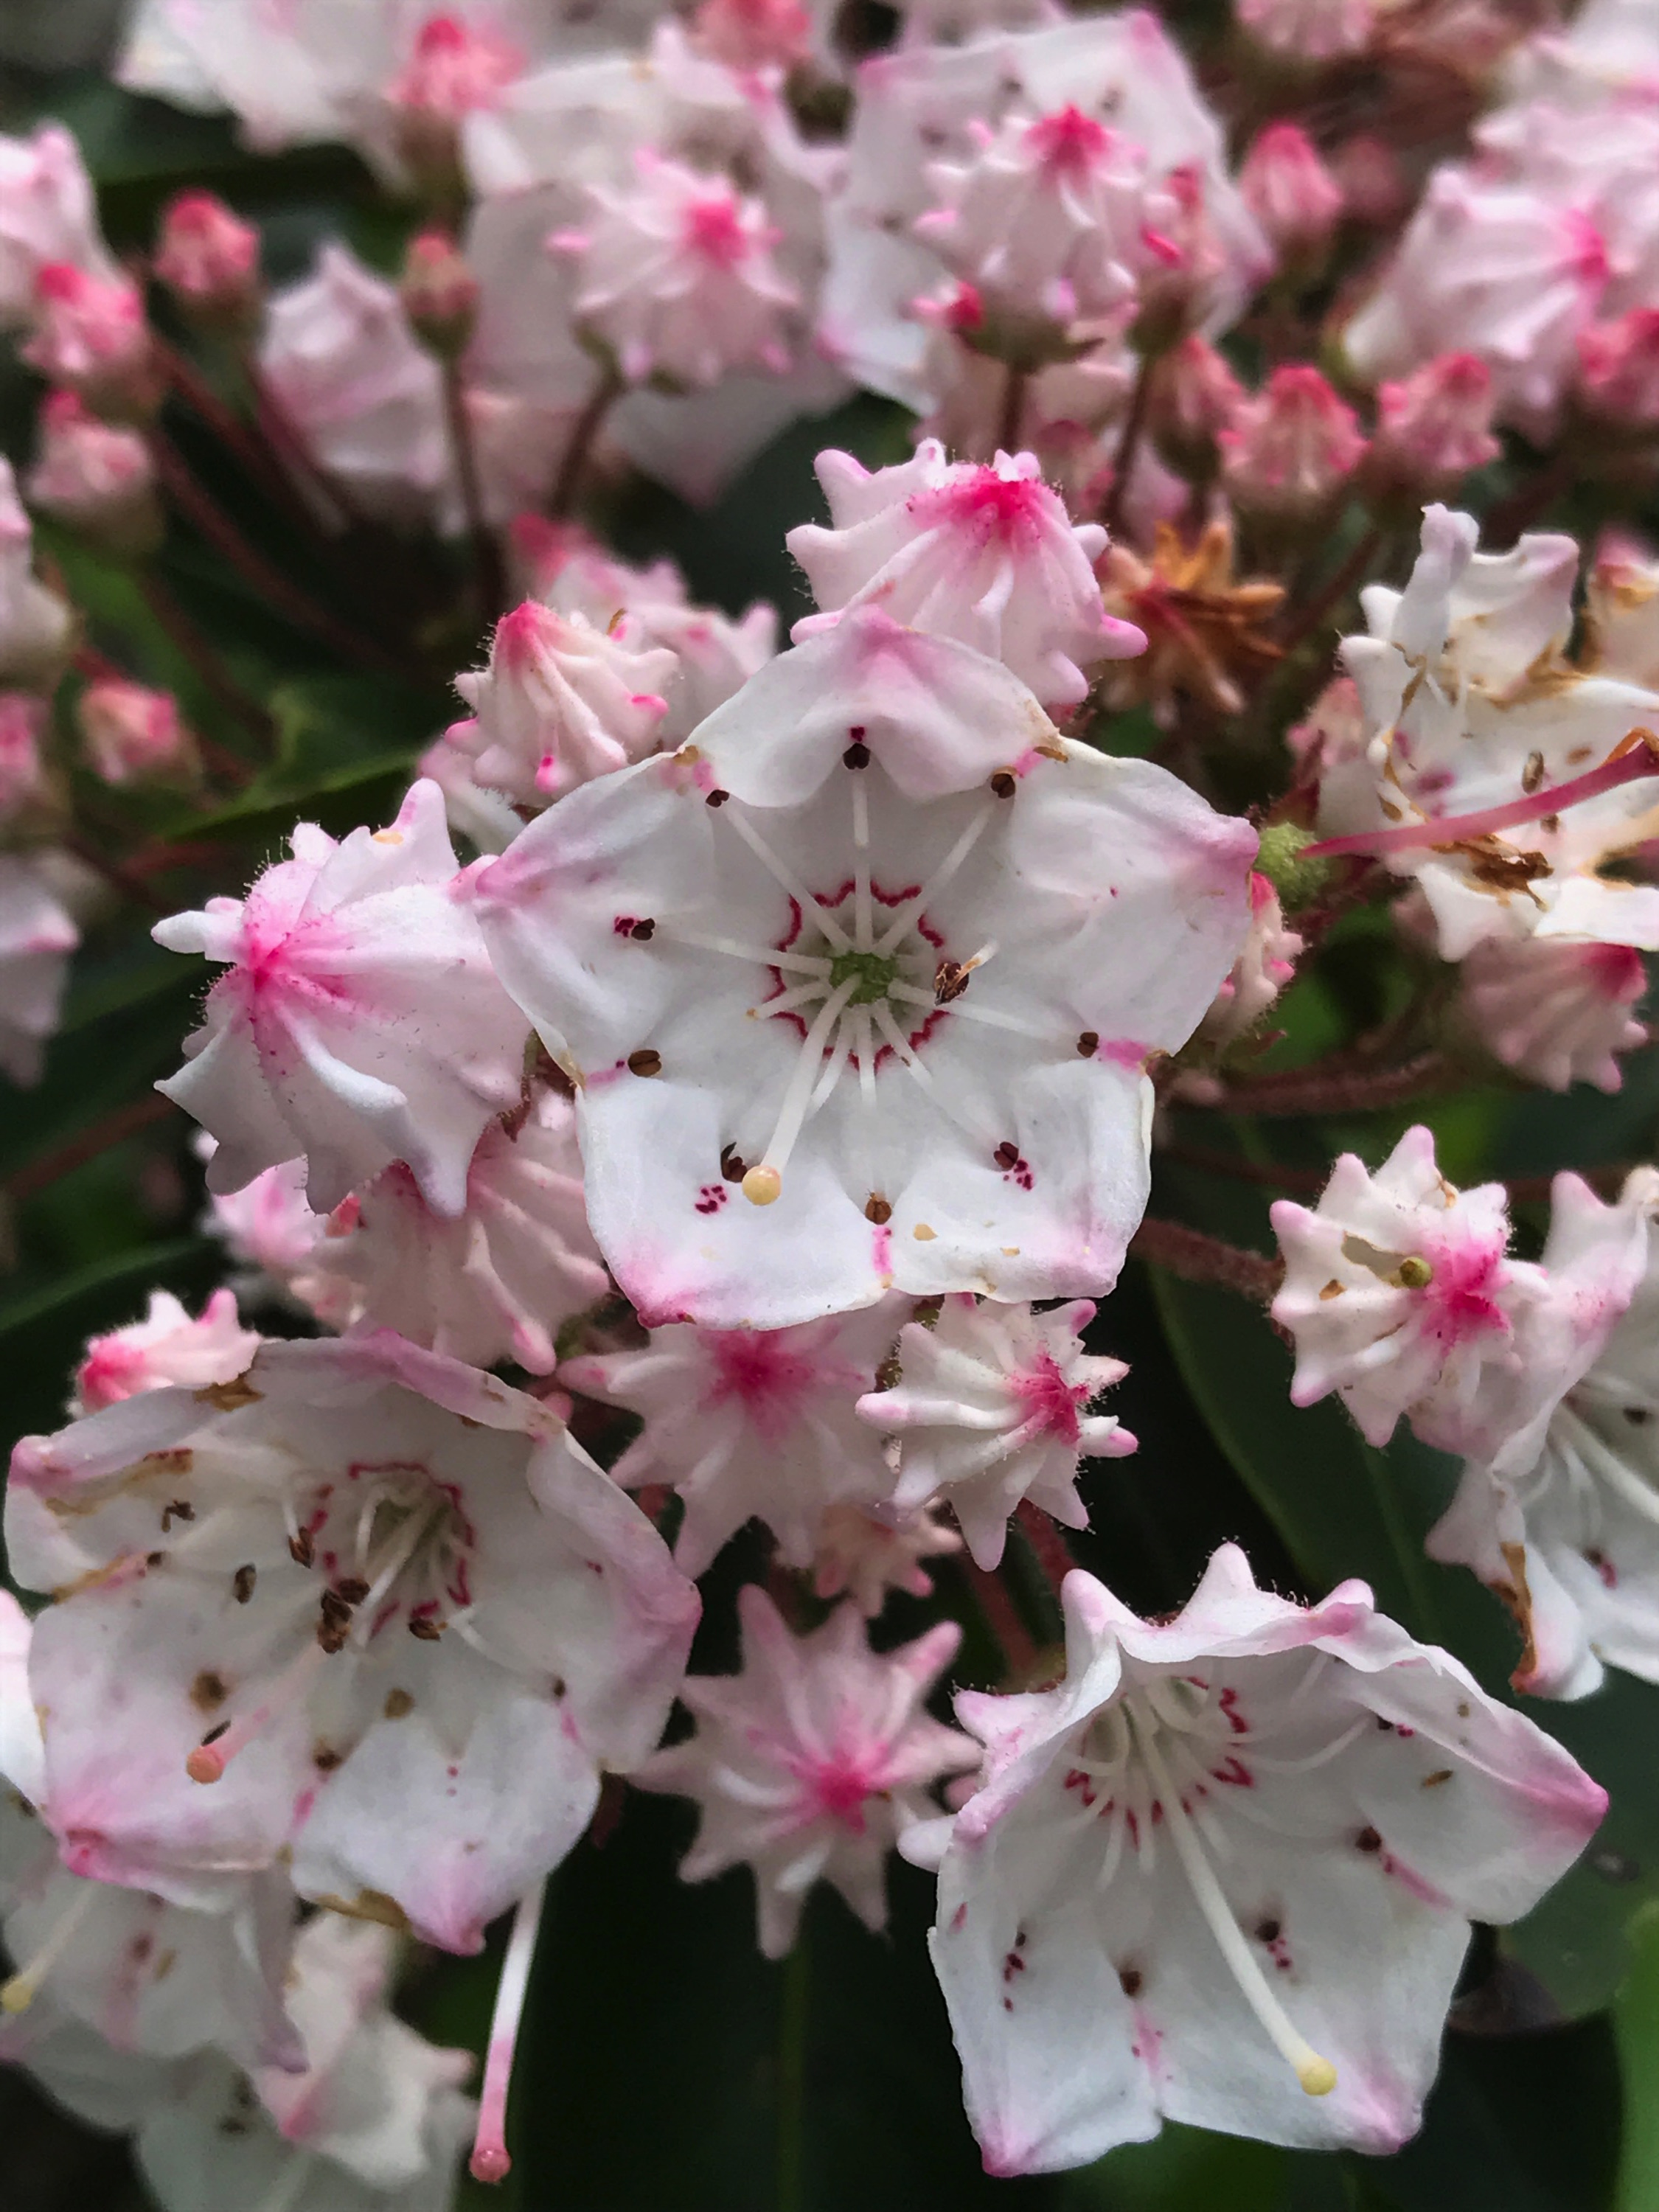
[1097,520,1284,725]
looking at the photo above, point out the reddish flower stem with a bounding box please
[549,366,623,521]
[960,1554,1039,1680]
[1303,737,1659,861]
[442,355,507,620]
[4,1094,177,1203]
[1128,1214,1283,1301]
[1274,524,1383,659]
[1099,348,1155,538]
[1015,1501,1077,1607]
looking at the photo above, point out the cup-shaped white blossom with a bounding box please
[1327,505,1659,959]
[0,852,79,1086]
[857,1295,1134,1568]
[153,779,529,1217]
[914,105,1174,342]
[914,1547,1605,2176]
[1429,1169,1659,1700]
[448,599,676,807]
[1360,353,1500,511]
[1,1593,300,2070]
[0,125,114,325]
[469,612,1256,1329]
[554,153,801,389]
[296,1090,608,1373]
[72,1289,261,1416]
[1271,1126,1650,1471]
[563,1298,908,1576]
[787,442,1143,710]
[638,1585,979,1957]
[5,1335,699,1953]
[77,679,196,787]
[0,455,72,687]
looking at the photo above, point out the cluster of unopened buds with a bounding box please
[2,0,1659,2200]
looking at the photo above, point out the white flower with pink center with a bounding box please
[259,243,447,520]
[153,779,529,1218]
[469,611,1256,1330]
[12,1911,476,2212]
[1,1592,301,2070]
[787,442,1142,711]
[638,1585,978,1957]
[296,1089,608,1374]
[1270,1124,1651,1470]
[523,528,779,746]
[553,154,801,389]
[913,104,1175,339]
[1197,872,1304,1049]
[1458,932,1648,1093]
[72,1289,261,1416]
[857,1295,1133,1569]
[5,1335,698,1952]
[447,599,676,809]
[1343,169,1612,436]
[910,1547,1605,2175]
[0,456,71,688]
[0,852,79,1088]
[562,1298,907,1576]
[0,125,114,325]
[1430,1170,1659,1699]
[810,1498,962,1618]
[1218,366,1367,524]
[1326,506,1659,959]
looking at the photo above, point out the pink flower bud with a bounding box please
[691,0,814,69]
[1239,124,1343,274]
[386,13,524,186]
[1132,164,1230,353]
[1148,334,1245,481]
[77,678,195,786]
[1218,364,1367,524]
[21,263,156,414]
[1363,352,1500,509]
[27,389,160,554]
[0,692,49,821]
[1577,309,1659,432]
[400,229,479,356]
[153,191,260,324]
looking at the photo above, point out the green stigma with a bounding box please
[829,947,900,1006]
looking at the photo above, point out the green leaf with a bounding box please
[1613,1902,1659,2212]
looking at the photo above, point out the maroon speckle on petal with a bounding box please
[695,1184,728,1214]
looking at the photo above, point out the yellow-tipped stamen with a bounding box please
[1132,1710,1339,2101]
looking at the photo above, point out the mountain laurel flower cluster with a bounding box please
[4,4,1659,2202]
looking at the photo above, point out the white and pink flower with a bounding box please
[0,853,78,1087]
[857,1295,1134,1568]
[638,1585,978,1956]
[913,1547,1604,2173]
[6,1335,698,1952]
[72,1289,261,1416]
[469,611,1256,1329]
